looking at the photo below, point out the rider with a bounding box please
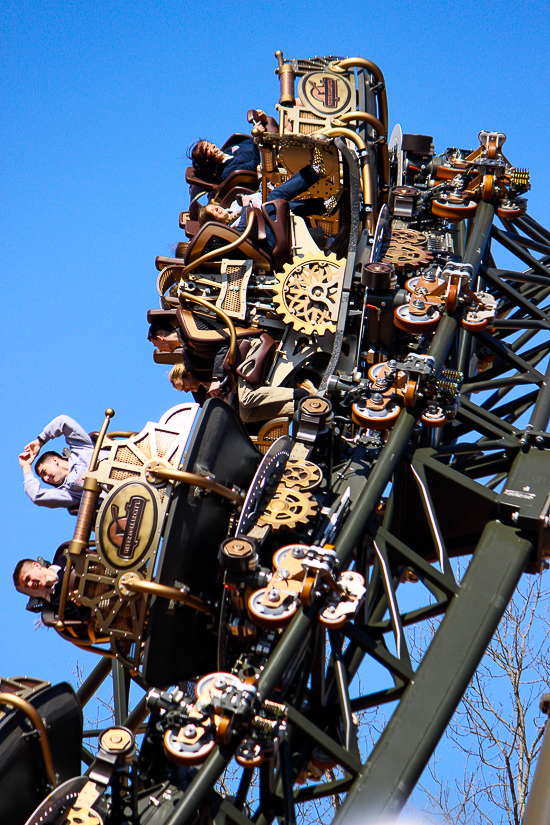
[18,415,95,509]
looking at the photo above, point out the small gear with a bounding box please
[381,228,433,272]
[65,809,103,825]
[282,460,323,491]
[382,242,434,271]
[389,228,428,245]
[258,485,317,531]
[272,252,344,335]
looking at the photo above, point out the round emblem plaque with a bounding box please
[97,481,158,569]
[298,71,352,116]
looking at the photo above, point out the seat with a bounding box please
[183,220,274,271]
[142,398,262,687]
[147,308,178,325]
[175,308,260,348]
[0,681,83,825]
[185,133,261,223]
[185,168,260,208]
[261,198,291,269]
[235,332,277,388]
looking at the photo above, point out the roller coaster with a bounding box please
[2,50,550,824]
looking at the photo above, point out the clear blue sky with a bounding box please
[1,0,549,779]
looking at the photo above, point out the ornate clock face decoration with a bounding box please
[298,71,353,116]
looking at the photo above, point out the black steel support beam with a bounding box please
[529,355,550,432]
[331,519,533,823]
[75,657,112,708]
[165,742,238,825]
[491,226,550,280]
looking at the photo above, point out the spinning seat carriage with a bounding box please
[50,401,262,686]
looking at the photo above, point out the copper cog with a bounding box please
[259,485,317,531]
[282,460,323,491]
[382,228,433,272]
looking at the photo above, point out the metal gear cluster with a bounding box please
[381,228,434,271]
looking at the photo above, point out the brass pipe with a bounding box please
[56,559,75,627]
[320,127,375,231]
[68,408,114,558]
[333,110,385,138]
[89,409,115,473]
[0,693,56,788]
[147,465,244,503]
[123,579,214,615]
[62,409,115,621]
[180,210,256,279]
[331,57,388,133]
[177,294,239,368]
[275,50,295,106]
[332,111,390,206]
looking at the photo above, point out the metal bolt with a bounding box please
[214,677,227,690]
[183,724,197,738]
[292,547,306,558]
[266,589,280,602]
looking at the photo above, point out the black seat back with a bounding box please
[142,398,261,687]
[0,682,82,825]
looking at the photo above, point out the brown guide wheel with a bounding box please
[432,198,478,221]
[351,400,401,430]
[404,378,419,408]
[445,282,459,313]
[394,304,441,333]
[247,587,298,628]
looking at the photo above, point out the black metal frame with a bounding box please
[154,199,550,825]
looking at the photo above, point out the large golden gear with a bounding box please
[258,484,317,531]
[272,252,344,335]
[282,459,323,491]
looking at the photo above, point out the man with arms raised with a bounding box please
[18,415,94,509]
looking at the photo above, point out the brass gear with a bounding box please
[272,252,344,335]
[382,242,434,271]
[282,460,323,491]
[65,809,103,825]
[381,228,433,272]
[259,485,317,531]
[389,229,428,245]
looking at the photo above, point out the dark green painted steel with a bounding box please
[331,520,533,823]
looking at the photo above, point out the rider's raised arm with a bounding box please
[22,472,81,508]
[38,415,94,454]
